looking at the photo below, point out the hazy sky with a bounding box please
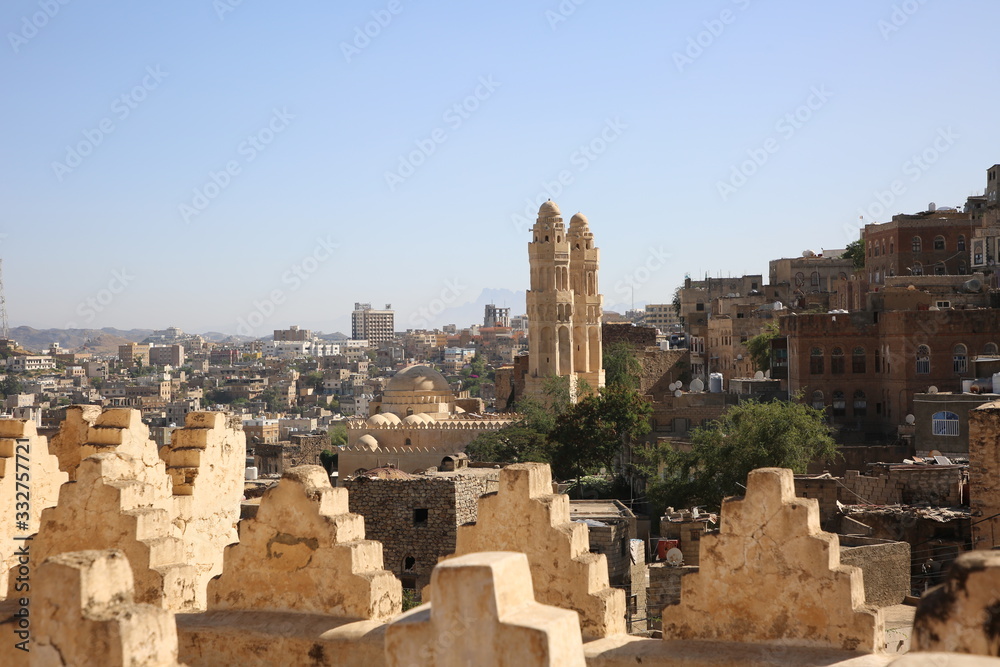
[3,1,997,335]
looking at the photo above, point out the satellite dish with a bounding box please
[674,390,682,398]
[928,386,939,394]
[666,548,683,566]
[754,371,765,380]
[668,381,678,391]
[905,414,915,425]
[690,378,705,392]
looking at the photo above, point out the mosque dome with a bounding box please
[570,212,588,227]
[384,365,452,394]
[538,200,561,217]
[358,434,379,451]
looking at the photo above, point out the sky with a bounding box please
[2,0,998,336]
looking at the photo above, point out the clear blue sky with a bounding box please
[2,0,997,335]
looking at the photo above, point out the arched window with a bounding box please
[916,345,930,374]
[831,347,845,374]
[402,555,417,572]
[795,272,805,287]
[811,390,824,410]
[889,240,894,254]
[953,344,968,374]
[912,262,923,276]
[832,390,846,417]
[912,236,922,252]
[934,236,946,251]
[405,438,412,446]
[852,347,866,374]
[810,348,824,375]
[985,342,998,356]
[853,390,867,417]
[934,262,946,275]
[874,244,880,257]
[811,272,820,287]
[959,261,967,275]
[932,411,959,436]
[958,235,966,251]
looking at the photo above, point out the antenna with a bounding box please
[0,258,8,339]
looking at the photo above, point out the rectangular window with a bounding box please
[413,508,428,525]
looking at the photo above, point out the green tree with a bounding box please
[0,373,24,396]
[745,321,779,373]
[319,449,338,473]
[328,423,348,447]
[843,238,865,271]
[548,385,652,484]
[603,342,642,391]
[648,398,837,510]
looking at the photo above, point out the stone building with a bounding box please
[345,468,499,593]
[523,200,604,403]
[863,208,974,283]
[340,365,516,476]
[782,308,1000,437]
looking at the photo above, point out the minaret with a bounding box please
[568,212,605,391]
[524,201,604,403]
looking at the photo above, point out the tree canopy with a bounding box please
[647,398,837,511]
[843,238,865,271]
[745,321,779,373]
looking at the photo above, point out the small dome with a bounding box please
[403,414,424,425]
[358,434,379,450]
[570,212,588,227]
[368,414,389,426]
[385,365,452,394]
[538,200,560,216]
[382,413,401,425]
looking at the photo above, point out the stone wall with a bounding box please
[841,467,963,507]
[795,476,840,527]
[839,537,911,607]
[585,520,631,586]
[345,474,496,592]
[646,563,697,628]
[662,468,883,652]
[969,402,1000,549]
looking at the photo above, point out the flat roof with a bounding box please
[569,499,633,520]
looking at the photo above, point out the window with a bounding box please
[912,236,922,252]
[413,508,428,525]
[853,390,867,417]
[912,262,923,276]
[875,348,881,373]
[696,302,705,311]
[959,261,967,275]
[810,348,824,375]
[958,235,966,251]
[936,301,951,309]
[934,236,946,251]
[953,344,968,374]
[811,272,820,287]
[402,556,416,572]
[932,411,959,436]
[889,240,894,254]
[916,345,930,374]
[985,342,998,356]
[934,263,946,275]
[795,272,805,287]
[831,347,845,374]
[811,390,824,410]
[832,391,846,417]
[852,347,866,374]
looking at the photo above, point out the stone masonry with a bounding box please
[345,472,496,593]
[662,468,883,652]
[969,402,1000,549]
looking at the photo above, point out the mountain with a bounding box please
[8,326,153,354]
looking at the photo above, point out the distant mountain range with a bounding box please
[7,326,257,354]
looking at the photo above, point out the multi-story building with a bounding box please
[677,274,763,339]
[782,308,1000,437]
[523,201,604,402]
[483,304,510,328]
[149,344,185,368]
[351,303,394,344]
[118,343,150,366]
[242,418,280,445]
[273,325,311,342]
[644,303,680,333]
[862,208,973,284]
[768,253,854,305]
[7,356,56,372]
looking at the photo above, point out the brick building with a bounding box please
[863,209,973,284]
[782,309,1000,436]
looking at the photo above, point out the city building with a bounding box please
[483,304,510,328]
[352,303,395,344]
[643,303,679,333]
[863,208,973,284]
